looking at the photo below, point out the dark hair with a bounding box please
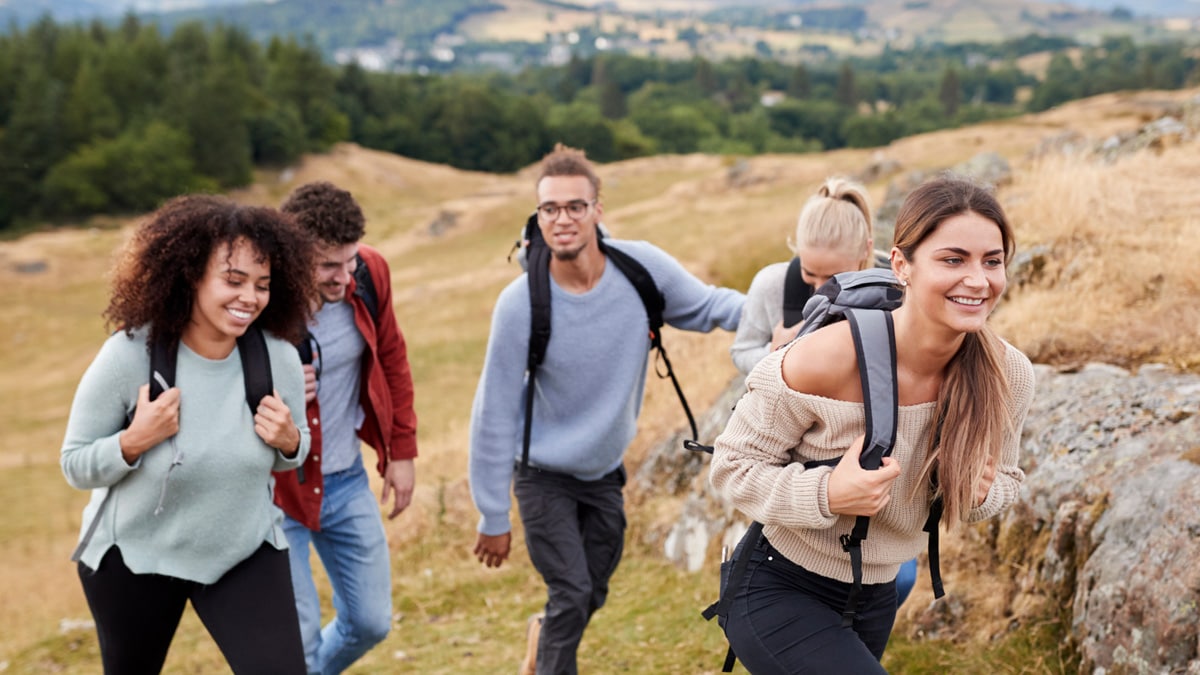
[105,194,315,347]
[537,143,601,198]
[280,181,366,245]
[893,175,1015,525]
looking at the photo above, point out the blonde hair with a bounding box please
[892,176,1016,526]
[789,177,873,269]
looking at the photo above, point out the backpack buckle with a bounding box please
[840,533,858,553]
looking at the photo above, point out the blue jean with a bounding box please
[283,457,392,675]
[724,537,896,674]
[896,557,918,607]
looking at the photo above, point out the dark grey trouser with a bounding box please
[514,463,627,675]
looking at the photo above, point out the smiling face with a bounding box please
[188,237,270,348]
[314,241,359,305]
[894,210,1007,336]
[536,174,603,262]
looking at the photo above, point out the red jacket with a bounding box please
[273,244,418,530]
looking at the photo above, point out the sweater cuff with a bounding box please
[478,513,511,537]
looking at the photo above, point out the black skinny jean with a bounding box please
[723,536,897,674]
[78,543,305,674]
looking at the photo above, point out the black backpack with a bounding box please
[699,268,946,672]
[518,213,697,473]
[70,325,276,562]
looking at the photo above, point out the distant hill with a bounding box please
[5,0,1191,67]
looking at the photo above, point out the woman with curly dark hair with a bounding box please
[61,194,317,674]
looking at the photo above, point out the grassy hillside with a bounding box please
[1,86,1198,673]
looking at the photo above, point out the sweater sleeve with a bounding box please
[730,263,784,376]
[709,348,840,530]
[967,342,1035,522]
[61,333,143,490]
[614,241,743,333]
[468,280,530,536]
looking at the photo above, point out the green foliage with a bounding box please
[0,14,1196,228]
[42,121,214,217]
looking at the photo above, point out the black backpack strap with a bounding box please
[837,308,898,626]
[782,256,812,329]
[924,493,945,598]
[602,240,698,442]
[353,252,380,323]
[236,325,273,415]
[149,333,177,401]
[522,214,552,474]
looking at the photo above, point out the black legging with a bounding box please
[78,543,306,674]
[723,537,897,674]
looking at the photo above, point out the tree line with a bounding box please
[1,15,1197,230]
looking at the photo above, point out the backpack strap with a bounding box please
[601,239,698,442]
[73,327,272,562]
[837,308,898,626]
[781,256,812,329]
[522,214,552,474]
[520,222,698,473]
[237,325,273,415]
[353,252,380,323]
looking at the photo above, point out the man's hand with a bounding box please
[302,364,317,403]
[474,532,511,569]
[380,459,415,519]
[770,319,803,352]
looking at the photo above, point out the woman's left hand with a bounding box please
[974,454,997,507]
[254,390,301,457]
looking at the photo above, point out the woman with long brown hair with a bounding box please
[710,176,1036,673]
[61,194,315,674]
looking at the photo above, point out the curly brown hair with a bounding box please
[537,143,601,199]
[105,194,316,348]
[279,181,366,245]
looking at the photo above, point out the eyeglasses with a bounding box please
[537,200,595,221]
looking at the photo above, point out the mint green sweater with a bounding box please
[62,327,309,584]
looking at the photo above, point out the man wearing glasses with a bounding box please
[469,144,743,674]
[273,181,418,674]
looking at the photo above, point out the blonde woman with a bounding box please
[710,176,1035,673]
[730,177,879,377]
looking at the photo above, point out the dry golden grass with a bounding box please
[2,86,1198,672]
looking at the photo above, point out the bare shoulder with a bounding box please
[780,321,862,402]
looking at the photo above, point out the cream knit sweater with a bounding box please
[710,338,1035,584]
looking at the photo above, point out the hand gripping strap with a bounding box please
[838,309,898,624]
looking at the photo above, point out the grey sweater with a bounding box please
[62,327,309,584]
[729,261,790,376]
[469,239,744,536]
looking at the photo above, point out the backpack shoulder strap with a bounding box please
[353,252,380,323]
[601,240,698,442]
[838,308,898,625]
[149,333,177,401]
[845,308,898,469]
[522,213,552,473]
[600,240,665,337]
[237,324,273,415]
[782,256,812,329]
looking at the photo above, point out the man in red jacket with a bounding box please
[274,181,418,674]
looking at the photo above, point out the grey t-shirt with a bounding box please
[312,300,366,474]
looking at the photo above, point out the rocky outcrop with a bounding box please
[646,362,1200,673]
